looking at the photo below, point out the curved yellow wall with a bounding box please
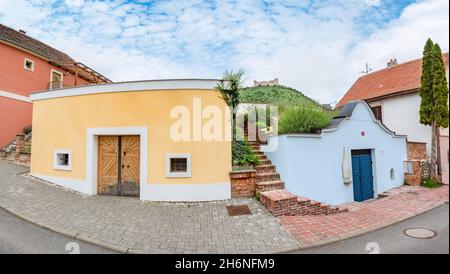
[30,89,231,186]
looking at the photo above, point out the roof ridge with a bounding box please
[359,52,449,79]
[0,24,75,63]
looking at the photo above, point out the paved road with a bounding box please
[0,196,448,254]
[0,208,117,254]
[292,204,449,254]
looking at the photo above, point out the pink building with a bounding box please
[0,24,111,148]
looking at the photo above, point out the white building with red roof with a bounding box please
[338,53,449,184]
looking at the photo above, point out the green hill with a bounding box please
[239,85,321,108]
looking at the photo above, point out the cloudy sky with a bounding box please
[0,0,448,103]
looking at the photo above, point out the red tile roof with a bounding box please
[337,53,449,108]
[0,24,75,64]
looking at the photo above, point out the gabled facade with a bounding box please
[0,24,111,148]
[337,54,449,184]
[265,101,407,205]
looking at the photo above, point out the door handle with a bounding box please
[127,165,130,168]
[122,164,125,169]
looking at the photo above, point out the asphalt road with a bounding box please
[0,208,117,254]
[293,204,449,254]
[0,204,448,254]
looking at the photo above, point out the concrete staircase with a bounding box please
[249,138,347,217]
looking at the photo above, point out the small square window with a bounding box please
[166,153,191,177]
[53,150,72,171]
[170,158,187,173]
[24,59,35,71]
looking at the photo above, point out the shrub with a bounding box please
[421,178,442,188]
[232,141,261,166]
[278,107,332,134]
[23,126,32,135]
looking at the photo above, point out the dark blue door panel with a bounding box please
[352,151,374,202]
[352,156,362,202]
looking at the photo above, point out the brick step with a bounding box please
[259,159,272,165]
[256,172,280,182]
[255,164,276,173]
[296,197,348,216]
[257,154,268,160]
[256,180,285,193]
[260,189,348,217]
[247,142,260,147]
[253,151,265,155]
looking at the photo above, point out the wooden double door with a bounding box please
[98,136,140,197]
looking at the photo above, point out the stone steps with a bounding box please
[256,180,285,193]
[257,154,268,160]
[260,189,348,217]
[256,172,280,183]
[255,164,276,173]
[259,159,272,165]
[246,130,346,217]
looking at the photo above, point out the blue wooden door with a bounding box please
[352,150,374,202]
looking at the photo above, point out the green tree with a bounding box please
[216,69,245,140]
[419,39,449,182]
[419,38,435,125]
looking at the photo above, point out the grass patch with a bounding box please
[421,179,442,188]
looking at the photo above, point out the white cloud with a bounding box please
[0,0,448,103]
[65,0,85,8]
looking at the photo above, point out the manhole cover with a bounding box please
[226,205,252,216]
[403,228,437,239]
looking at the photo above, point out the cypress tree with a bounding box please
[419,38,435,125]
[431,43,449,129]
[419,39,449,182]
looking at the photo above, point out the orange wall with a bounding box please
[0,97,32,147]
[0,41,90,148]
[0,42,90,96]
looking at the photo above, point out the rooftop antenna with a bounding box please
[360,62,373,75]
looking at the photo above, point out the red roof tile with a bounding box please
[0,24,75,64]
[337,53,449,108]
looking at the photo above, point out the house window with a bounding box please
[53,150,72,171]
[371,106,382,122]
[50,69,64,89]
[24,58,35,71]
[166,153,191,177]
[171,158,187,172]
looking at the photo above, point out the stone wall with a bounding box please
[230,170,256,197]
[404,142,428,186]
[0,133,31,165]
[407,142,427,160]
[253,78,279,87]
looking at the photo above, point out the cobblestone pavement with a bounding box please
[0,161,299,254]
[280,185,449,248]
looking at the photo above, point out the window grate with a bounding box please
[170,158,187,172]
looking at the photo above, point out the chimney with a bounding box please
[387,58,398,68]
[19,29,26,34]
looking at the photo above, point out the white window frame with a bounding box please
[53,149,72,171]
[165,153,191,178]
[24,58,35,71]
[50,69,64,89]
